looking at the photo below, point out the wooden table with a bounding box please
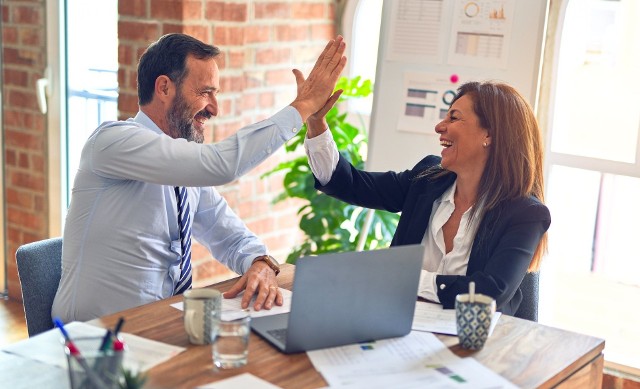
[90,264,605,389]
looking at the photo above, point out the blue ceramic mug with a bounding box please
[455,293,496,350]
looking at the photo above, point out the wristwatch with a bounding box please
[252,255,281,276]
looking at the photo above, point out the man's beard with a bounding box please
[166,90,206,144]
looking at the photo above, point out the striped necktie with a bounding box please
[174,186,193,295]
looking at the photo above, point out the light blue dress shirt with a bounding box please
[52,107,302,322]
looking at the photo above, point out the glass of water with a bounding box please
[211,309,251,369]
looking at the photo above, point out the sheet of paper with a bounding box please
[307,331,458,386]
[0,351,69,388]
[308,331,516,388]
[323,357,518,389]
[447,0,516,69]
[197,373,282,389]
[171,287,292,320]
[397,71,463,135]
[412,301,501,336]
[1,321,185,373]
[386,0,445,63]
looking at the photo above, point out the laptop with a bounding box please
[250,244,424,354]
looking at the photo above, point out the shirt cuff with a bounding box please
[304,128,334,150]
[270,106,304,141]
[304,130,339,186]
[418,270,440,303]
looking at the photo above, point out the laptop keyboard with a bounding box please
[267,328,288,343]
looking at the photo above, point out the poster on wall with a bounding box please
[447,0,516,69]
[386,0,446,63]
[397,72,463,134]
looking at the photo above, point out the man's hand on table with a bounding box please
[223,261,283,311]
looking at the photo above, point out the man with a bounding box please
[52,33,346,322]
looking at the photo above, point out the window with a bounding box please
[541,0,640,371]
[46,0,118,233]
[343,0,383,117]
[549,0,640,167]
[65,0,118,206]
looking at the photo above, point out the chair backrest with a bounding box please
[514,271,540,322]
[15,237,63,336]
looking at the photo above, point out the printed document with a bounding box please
[307,331,517,388]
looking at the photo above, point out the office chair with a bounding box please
[15,237,63,336]
[514,271,540,322]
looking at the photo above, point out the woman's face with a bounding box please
[434,95,491,176]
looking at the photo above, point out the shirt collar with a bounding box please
[130,111,164,135]
[436,179,457,206]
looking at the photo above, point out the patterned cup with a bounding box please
[184,288,222,345]
[455,293,496,350]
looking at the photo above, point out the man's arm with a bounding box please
[192,187,282,311]
[91,36,347,187]
[91,108,303,187]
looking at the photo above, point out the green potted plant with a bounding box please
[120,368,148,389]
[263,76,400,263]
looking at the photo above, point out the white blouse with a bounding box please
[419,181,480,302]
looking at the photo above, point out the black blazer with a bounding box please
[315,155,551,315]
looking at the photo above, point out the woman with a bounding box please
[304,81,550,315]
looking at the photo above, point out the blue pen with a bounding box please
[53,317,71,341]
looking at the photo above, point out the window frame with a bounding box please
[45,0,67,237]
[543,0,640,180]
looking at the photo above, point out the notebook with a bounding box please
[250,244,424,354]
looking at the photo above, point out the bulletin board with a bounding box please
[366,0,549,172]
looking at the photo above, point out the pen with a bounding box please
[53,317,71,342]
[98,329,113,352]
[113,317,125,337]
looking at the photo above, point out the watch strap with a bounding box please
[252,255,280,275]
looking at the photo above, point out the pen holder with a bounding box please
[64,336,124,389]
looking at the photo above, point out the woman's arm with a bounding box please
[314,154,437,213]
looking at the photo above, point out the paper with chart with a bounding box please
[447,0,516,68]
[307,331,517,388]
[398,71,462,134]
[171,287,292,320]
[386,0,446,63]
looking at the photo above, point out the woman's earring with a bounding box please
[483,142,488,147]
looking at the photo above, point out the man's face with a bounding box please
[166,56,220,143]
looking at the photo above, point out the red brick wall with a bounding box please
[1,0,48,299]
[118,0,335,286]
[1,0,335,299]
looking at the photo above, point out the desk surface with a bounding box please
[91,264,605,389]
